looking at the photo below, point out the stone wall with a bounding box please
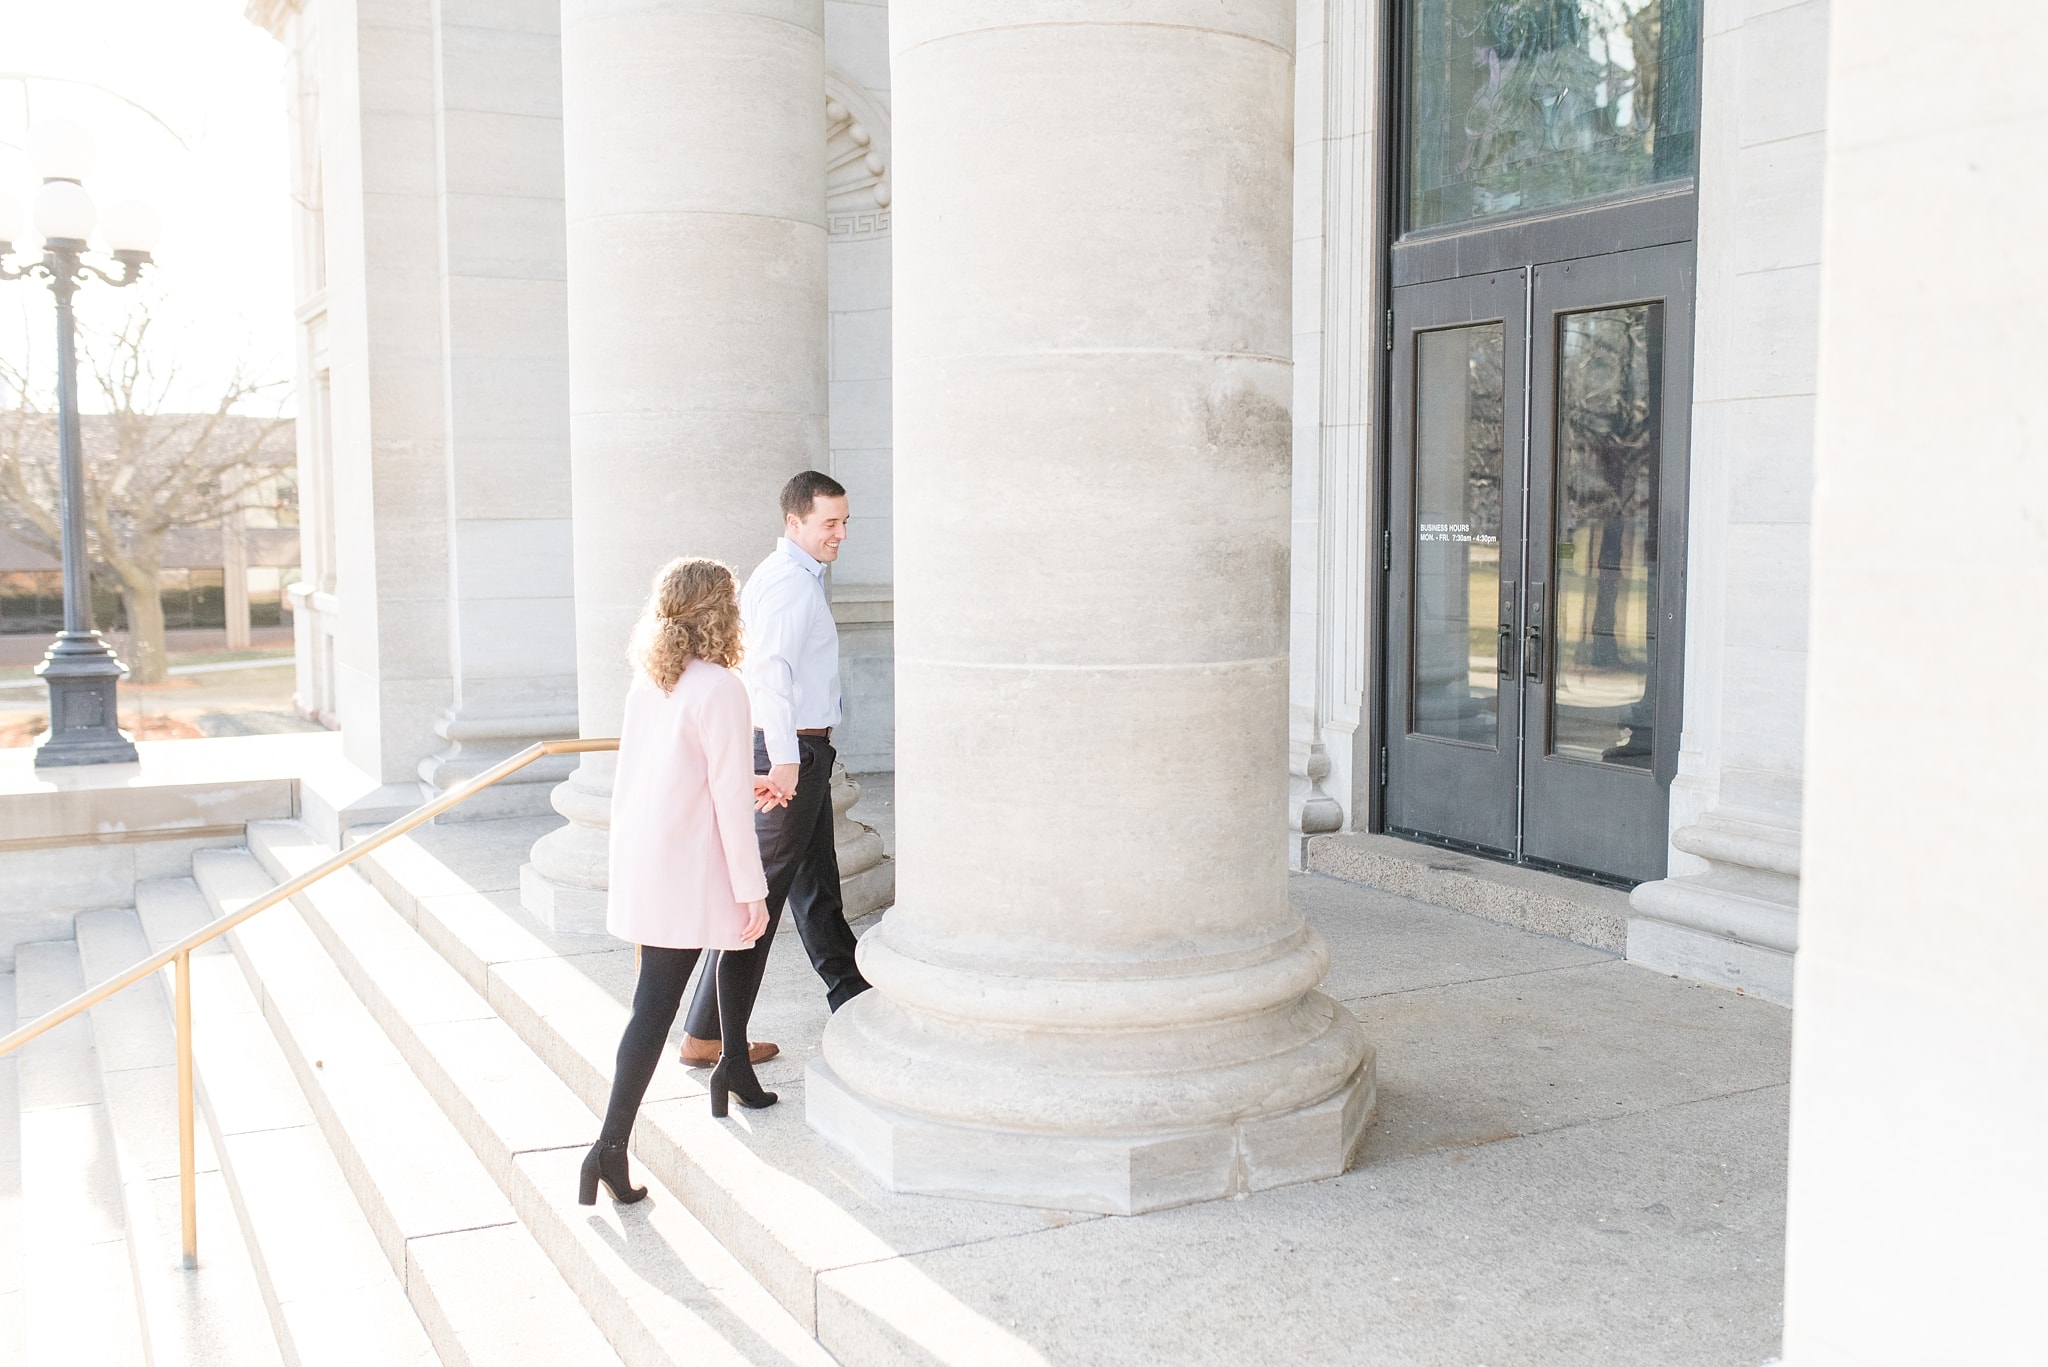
[1782,3,2048,1358]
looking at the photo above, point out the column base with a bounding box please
[831,762,894,920]
[521,758,614,933]
[807,1046,1375,1216]
[840,857,895,922]
[32,727,140,768]
[1629,793,1800,1007]
[1625,917,1793,1004]
[519,860,609,935]
[418,707,580,821]
[34,633,139,768]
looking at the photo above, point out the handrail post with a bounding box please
[176,949,196,1269]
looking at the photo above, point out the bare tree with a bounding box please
[0,308,293,683]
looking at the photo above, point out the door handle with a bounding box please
[1498,579,1517,679]
[1524,582,1545,683]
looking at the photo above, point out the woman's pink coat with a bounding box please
[606,661,769,949]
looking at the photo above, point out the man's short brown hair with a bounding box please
[781,469,847,521]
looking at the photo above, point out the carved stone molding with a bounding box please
[245,0,304,41]
[826,71,891,241]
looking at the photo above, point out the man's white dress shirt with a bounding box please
[740,537,842,767]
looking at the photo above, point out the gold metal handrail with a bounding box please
[0,736,618,1268]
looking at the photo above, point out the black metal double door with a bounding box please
[1385,243,1693,885]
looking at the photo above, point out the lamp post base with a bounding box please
[34,632,139,767]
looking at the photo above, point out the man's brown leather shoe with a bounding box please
[678,1034,778,1068]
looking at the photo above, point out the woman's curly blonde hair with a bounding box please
[631,557,742,692]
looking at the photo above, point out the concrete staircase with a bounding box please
[7,929,273,1365]
[3,817,837,1366]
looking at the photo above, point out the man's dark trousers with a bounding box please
[684,731,869,1042]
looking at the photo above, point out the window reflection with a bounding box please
[1409,0,1700,231]
[1550,303,1660,768]
[1412,323,1506,745]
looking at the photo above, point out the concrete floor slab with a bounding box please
[1296,872,1613,1002]
[820,1084,1788,1367]
[1349,960,1791,1163]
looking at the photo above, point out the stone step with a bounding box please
[1305,831,1634,953]
[131,877,442,1367]
[187,849,629,1367]
[341,823,860,1324]
[0,971,23,1361]
[240,820,832,1367]
[336,819,1081,1360]
[13,939,148,1366]
[73,907,285,1367]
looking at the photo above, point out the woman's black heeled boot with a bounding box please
[707,1056,778,1117]
[708,939,777,1117]
[577,1138,647,1205]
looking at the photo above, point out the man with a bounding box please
[677,470,872,1065]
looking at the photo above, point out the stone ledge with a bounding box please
[0,732,337,967]
[0,732,331,851]
[1305,831,1631,953]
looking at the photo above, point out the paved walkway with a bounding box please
[399,796,1788,1367]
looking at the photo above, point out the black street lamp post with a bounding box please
[0,121,161,766]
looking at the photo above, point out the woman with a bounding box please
[580,557,780,1208]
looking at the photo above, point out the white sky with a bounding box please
[1,0,296,414]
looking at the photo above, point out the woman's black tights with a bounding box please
[598,942,766,1145]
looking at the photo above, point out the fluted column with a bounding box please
[522,0,827,928]
[808,0,1375,1214]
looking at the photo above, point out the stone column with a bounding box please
[1626,0,1821,1005]
[1783,3,2048,1357]
[417,0,580,820]
[522,0,827,928]
[808,0,1375,1214]
[317,0,455,799]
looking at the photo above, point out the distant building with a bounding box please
[0,413,300,662]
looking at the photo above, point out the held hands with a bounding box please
[752,762,800,812]
[739,899,769,946]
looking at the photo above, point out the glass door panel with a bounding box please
[1412,323,1508,745]
[1550,302,1661,769]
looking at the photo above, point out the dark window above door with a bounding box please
[1406,0,1702,234]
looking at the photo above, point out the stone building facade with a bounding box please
[242,0,2045,1351]
[251,0,1812,996]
